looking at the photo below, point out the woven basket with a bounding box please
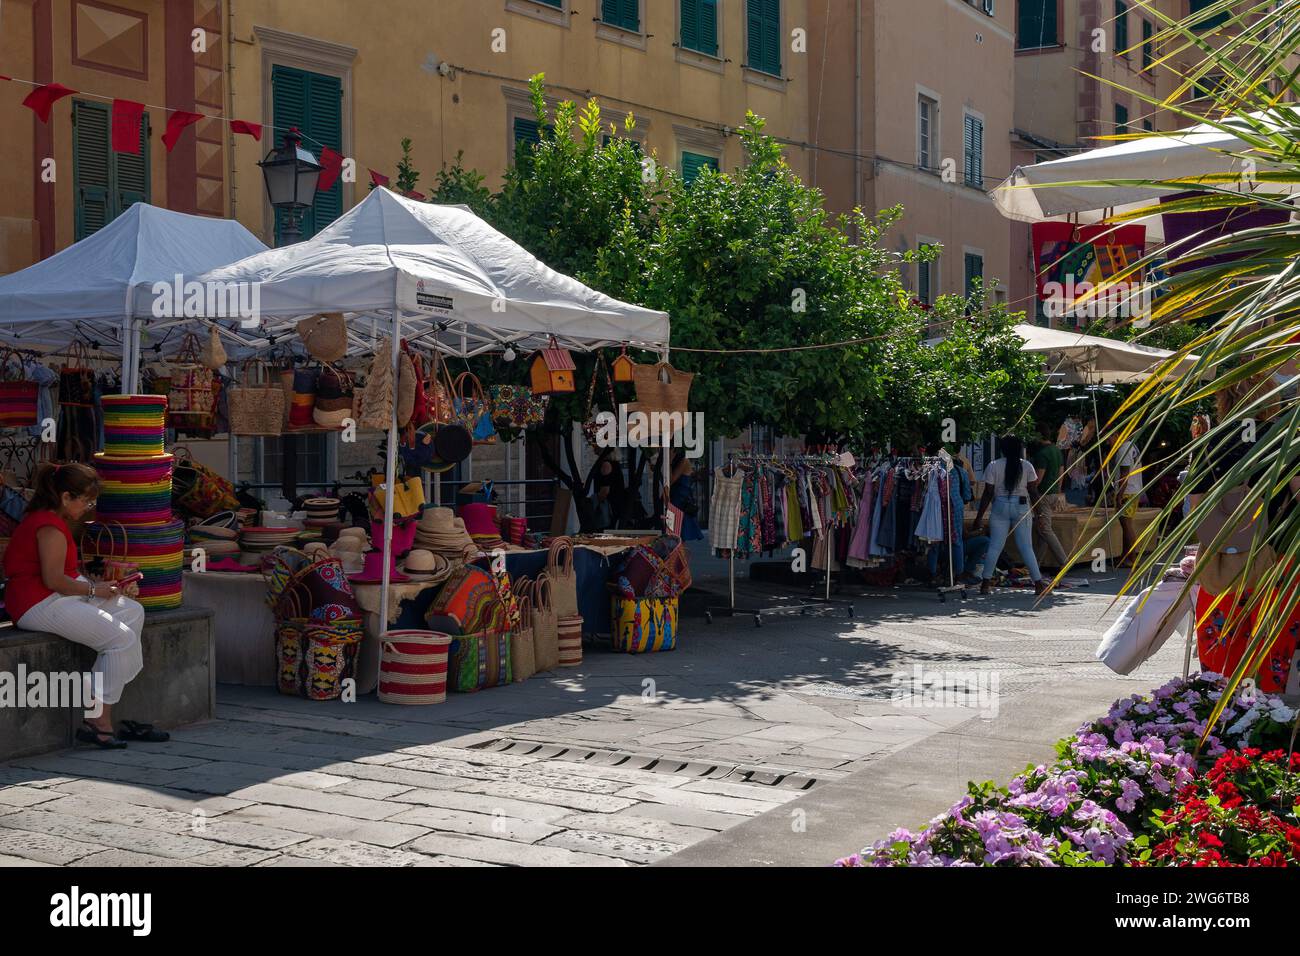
[229,360,285,437]
[510,589,535,682]
[101,395,168,457]
[378,629,453,705]
[297,313,348,363]
[628,362,693,416]
[557,613,583,668]
[547,536,578,617]
[531,573,559,672]
[167,333,216,423]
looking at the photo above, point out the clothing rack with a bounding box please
[705,452,855,627]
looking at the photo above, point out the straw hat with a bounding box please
[418,507,455,531]
[403,549,450,581]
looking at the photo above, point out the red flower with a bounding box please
[1262,749,1286,763]
[1199,832,1224,849]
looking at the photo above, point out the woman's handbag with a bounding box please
[199,325,227,370]
[314,362,356,429]
[452,372,498,445]
[0,349,39,429]
[228,360,285,437]
[172,444,240,518]
[1095,579,1196,675]
[547,536,579,617]
[90,521,140,585]
[490,384,548,429]
[358,340,394,431]
[611,596,678,654]
[297,313,348,363]
[531,573,559,672]
[629,361,693,418]
[274,589,311,696]
[580,353,617,447]
[510,584,536,682]
[167,333,217,430]
[425,351,454,425]
[447,628,512,692]
[1194,485,1278,594]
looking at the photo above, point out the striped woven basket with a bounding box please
[84,519,185,610]
[101,395,169,457]
[93,453,175,526]
[557,613,583,668]
[378,630,454,705]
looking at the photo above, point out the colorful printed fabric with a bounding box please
[1195,586,1299,693]
[734,471,761,555]
[448,630,511,692]
[612,597,678,653]
[428,564,504,634]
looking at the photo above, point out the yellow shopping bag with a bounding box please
[370,474,426,518]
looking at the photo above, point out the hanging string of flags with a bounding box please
[0,74,417,197]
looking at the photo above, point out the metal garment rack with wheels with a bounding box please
[705,453,855,627]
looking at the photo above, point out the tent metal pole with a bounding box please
[120,316,133,395]
[378,312,402,644]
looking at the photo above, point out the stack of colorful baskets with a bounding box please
[84,394,184,610]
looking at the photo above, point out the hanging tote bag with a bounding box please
[425,350,454,425]
[0,350,38,429]
[547,536,579,617]
[199,325,228,370]
[288,365,319,429]
[378,629,454,705]
[167,332,217,430]
[297,313,348,363]
[228,360,285,437]
[358,339,395,431]
[510,588,536,682]
[490,384,549,429]
[56,342,98,461]
[629,362,694,417]
[313,362,356,430]
[580,353,618,447]
[451,371,498,445]
[531,572,560,672]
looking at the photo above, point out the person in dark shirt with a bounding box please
[591,453,627,531]
[1031,422,1069,570]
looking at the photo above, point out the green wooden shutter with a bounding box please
[964,115,983,186]
[964,253,983,296]
[514,117,541,146]
[1141,19,1153,69]
[603,0,638,29]
[73,100,112,241]
[272,65,342,242]
[747,0,781,75]
[115,111,150,214]
[682,0,719,55]
[682,151,719,185]
[1189,0,1229,29]
[1115,1,1128,53]
[681,0,699,51]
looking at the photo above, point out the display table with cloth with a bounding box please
[350,544,625,694]
[967,506,1162,568]
[183,570,277,686]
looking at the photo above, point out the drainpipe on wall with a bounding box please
[227,0,237,221]
[853,0,862,238]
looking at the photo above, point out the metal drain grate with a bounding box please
[468,737,821,791]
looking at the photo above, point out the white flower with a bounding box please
[1226,707,1260,737]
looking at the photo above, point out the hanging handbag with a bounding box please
[629,361,693,417]
[358,339,394,431]
[314,362,356,429]
[56,342,97,461]
[288,365,319,429]
[490,384,549,429]
[403,346,432,428]
[167,333,217,430]
[228,359,285,437]
[452,371,498,445]
[547,535,579,617]
[369,472,427,520]
[425,351,454,425]
[297,313,348,363]
[397,350,417,429]
[199,325,227,370]
[0,349,39,429]
[580,353,618,447]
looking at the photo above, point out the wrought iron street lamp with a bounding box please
[258,127,322,245]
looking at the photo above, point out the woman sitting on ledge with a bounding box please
[2,463,167,749]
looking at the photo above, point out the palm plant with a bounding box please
[1048,0,1300,745]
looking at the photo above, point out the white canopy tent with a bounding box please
[155,187,672,646]
[991,110,1299,241]
[0,203,267,388]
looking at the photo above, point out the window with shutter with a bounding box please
[272,64,342,243]
[682,151,720,185]
[964,253,984,297]
[1016,0,1058,49]
[747,0,782,76]
[1115,1,1128,54]
[1141,19,1153,70]
[963,114,983,187]
[681,0,719,56]
[918,259,933,306]
[1189,0,1228,31]
[1115,104,1129,135]
[918,96,937,170]
[73,99,151,241]
[602,0,639,30]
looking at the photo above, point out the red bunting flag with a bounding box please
[404,190,426,201]
[318,147,343,192]
[22,82,76,123]
[368,169,390,188]
[0,75,11,82]
[230,119,262,141]
[111,99,145,154]
[161,110,203,152]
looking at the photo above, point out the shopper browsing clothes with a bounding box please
[669,452,703,541]
[926,448,973,585]
[1031,422,1070,570]
[972,435,1050,597]
[1,463,166,749]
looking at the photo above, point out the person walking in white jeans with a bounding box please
[972,435,1049,597]
[2,462,166,749]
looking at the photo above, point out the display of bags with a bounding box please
[297,312,348,363]
[378,629,454,705]
[452,372,497,445]
[612,596,678,654]
[166,333,217,430]
[547,536,579,617]
[172,445,240,518]
[531,573,559,672]
[448,629,512,692]
[0,349,38,429]
[228,360,285,437]
[557,614,583,667]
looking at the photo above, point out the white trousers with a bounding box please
[18,582,146,706]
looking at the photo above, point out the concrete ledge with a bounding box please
[0,606,215,761]
[656,678,1153,867]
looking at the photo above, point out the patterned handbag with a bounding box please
[90,521,140,585]
[611,596,679,654]
[0,349,38,429]
[274,589,311,696]
[172,445,240,518]
[448,628,512,692]
[451,372,498,445]
[167,333,216,430]
[490,384,549,428]
[580,353,617,447]
[426,564,505,635]
[301,618,364,700]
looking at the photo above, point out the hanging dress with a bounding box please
[709,468,745,554]
[847,471,876,567]
[915,469,946,543]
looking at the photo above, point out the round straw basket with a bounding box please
[101,395,169,457]
[378,630,453,705]
[92,453,175,526]
[85,519,185,610]
[557,614,583,668]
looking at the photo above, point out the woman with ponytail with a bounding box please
[3,462,164,748]
[972,435,1049,597]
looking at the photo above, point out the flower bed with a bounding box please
[835,674,1300,867]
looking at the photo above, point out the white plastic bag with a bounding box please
[1095,578,1197,675]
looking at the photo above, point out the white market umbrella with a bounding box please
[1015,323,1199,384]
[991,110,1300,241]
[0,203,267,388]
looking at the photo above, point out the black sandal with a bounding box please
[76,721,127,749]
[117,720,170,743]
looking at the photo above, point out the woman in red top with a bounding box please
[3,463,165,749]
